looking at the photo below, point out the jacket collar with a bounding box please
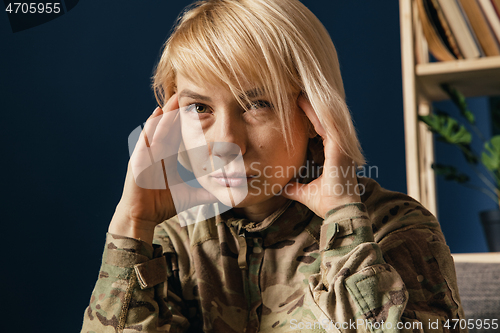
[216,200,315,247]
[215,152,319,246]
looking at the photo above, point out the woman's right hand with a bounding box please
[108,94,217,244]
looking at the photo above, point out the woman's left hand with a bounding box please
[281,95,361,218]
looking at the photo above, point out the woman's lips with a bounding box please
[211,175,255,187]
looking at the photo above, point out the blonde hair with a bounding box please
[153,0,365,167]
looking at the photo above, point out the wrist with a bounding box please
[109,206,156,244]
[324,202,366,221]
[319,194,361,218]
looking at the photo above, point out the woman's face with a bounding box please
[176,74,311,211]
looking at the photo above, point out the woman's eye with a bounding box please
[195,104,209,113]
[247,100,272,110]
[186,104,211,114]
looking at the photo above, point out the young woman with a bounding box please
[81,0,465,332]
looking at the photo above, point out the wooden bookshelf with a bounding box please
[417,55,500,100]
[399,0,500,218]
[452,252,500,263]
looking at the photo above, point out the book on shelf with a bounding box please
[414,0,429,64]
[437,0,482,59]
[493,0,500,17]
[459,0,500,56]
[415,0,500,62]
[416,0,457,61]
[430,0,463,58]
[478,0,500,45]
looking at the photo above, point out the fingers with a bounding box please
[297,94,347,166]
[129,108,161,177]
[141,94,182,160]
[130,94,182,189]
[150,107,181,159]
[144,93,179,146]
[297,94,326,138]
[163,93,180,112]
[280,181,308,206]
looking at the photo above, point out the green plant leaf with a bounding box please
[420,112,478,164]
[441,83,475,124]
[419,113,472,145]
[432,163,470,183]
[482,135,500,173]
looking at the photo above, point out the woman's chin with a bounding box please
[215,188,249,207]
[214,188,284,209]
[198,179,250,207]
[198,177,288,209]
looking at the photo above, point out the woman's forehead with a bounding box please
[176,73,267,98]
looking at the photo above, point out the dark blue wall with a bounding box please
[434,98,492,253]
[0,1,487,331]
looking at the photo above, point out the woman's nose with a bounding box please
[210,141,241,163]
[208,111,246,162]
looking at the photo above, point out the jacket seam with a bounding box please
[117,270,137,332]
[304,226,320,245]
[428,241,463,315]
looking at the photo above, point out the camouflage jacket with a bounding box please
[81,177,466,333]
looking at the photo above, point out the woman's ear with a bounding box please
[298,92,317,138]
[300,91,310,101]
[307,120,318,138]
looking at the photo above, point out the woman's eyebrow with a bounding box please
[241,88,264,99]
[178,88,265,102]
[178,89,212,102]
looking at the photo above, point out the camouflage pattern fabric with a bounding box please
[81,176,466,332]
